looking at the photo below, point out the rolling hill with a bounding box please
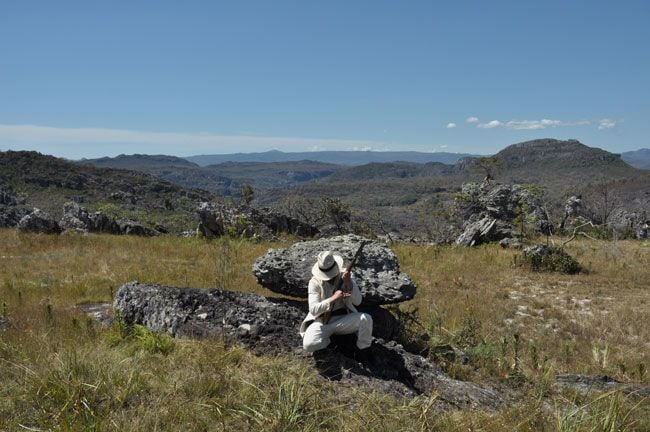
[184,149,475,166]
[1,151,217,232]
[621,148,650,169]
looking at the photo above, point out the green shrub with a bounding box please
[522,245,582,274]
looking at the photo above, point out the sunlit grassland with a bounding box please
[0,229,648,431]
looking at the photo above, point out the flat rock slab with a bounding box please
[252,234,416,307]
[112,282,503,409]
[114,281,304,356]
[555,374,650,398]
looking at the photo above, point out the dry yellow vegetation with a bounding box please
[0,229,648,431]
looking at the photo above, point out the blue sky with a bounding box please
[1,0,648,159]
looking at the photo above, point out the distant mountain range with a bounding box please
[184,149,476,166]
[4,138,648,236]
[621,149,650,169]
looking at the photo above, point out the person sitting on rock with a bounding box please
[300,251,373,354]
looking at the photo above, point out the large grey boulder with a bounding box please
[456,183,552,246]
[16,208,61,234]
[0,206,30,228]
[252,234,416,307]
[113,282,504,409]
[60,201,94,231]
[198,202,318,239]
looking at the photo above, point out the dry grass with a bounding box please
[392,239,650,385]
[1,229,648,431]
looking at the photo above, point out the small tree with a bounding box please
[240,183,254,205]
[321,197,351,233]
[475,157,502,182]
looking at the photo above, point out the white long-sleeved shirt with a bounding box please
[300,276,362,336]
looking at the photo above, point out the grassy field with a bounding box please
[0,229,648,431]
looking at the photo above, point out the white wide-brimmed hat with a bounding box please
[311,251,344,280]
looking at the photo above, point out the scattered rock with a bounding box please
[522,245,581,274]
[113,282,504,409]
[560,195,583,230]
[198,202,318,239]
[17,208,61,234]
[499,237,523,249]
[90,212,122,234]
[555,374,650,397]
[637,220,650,239]
[456,183,552,246]
[72,303,113,327]
[252,234,417,307]
[118,219,159,236]
[0,316,9,331]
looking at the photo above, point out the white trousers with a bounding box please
[303,312,373,352]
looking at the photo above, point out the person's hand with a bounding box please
[341,270,352,291]
[330,290,351,302]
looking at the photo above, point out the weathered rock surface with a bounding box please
[456,183,552,246]
[555,374,650,397]
[252,234,416,306]
[198,202,318,239]
[114,282,304,355]
[16,208,61,234]
[113,282,504,409]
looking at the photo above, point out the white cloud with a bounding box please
[466,116,479,124]
[474,118,597,131]
[505,119,562,130]
[477,120,503,129]
[439,145,449,149]
[598,119,617,130]
[446,122,457,129]
[0,124,390,159]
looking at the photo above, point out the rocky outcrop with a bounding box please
[0,181,30,228]
[197,202,318,240]
[456,183,552,246]
[252,234,416,307]
[59,201,158,236]
[60,201,94,231]
[114,282,504,409]
[16,208,61,234]
[0,206,30,228]
[0,182,18,206]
